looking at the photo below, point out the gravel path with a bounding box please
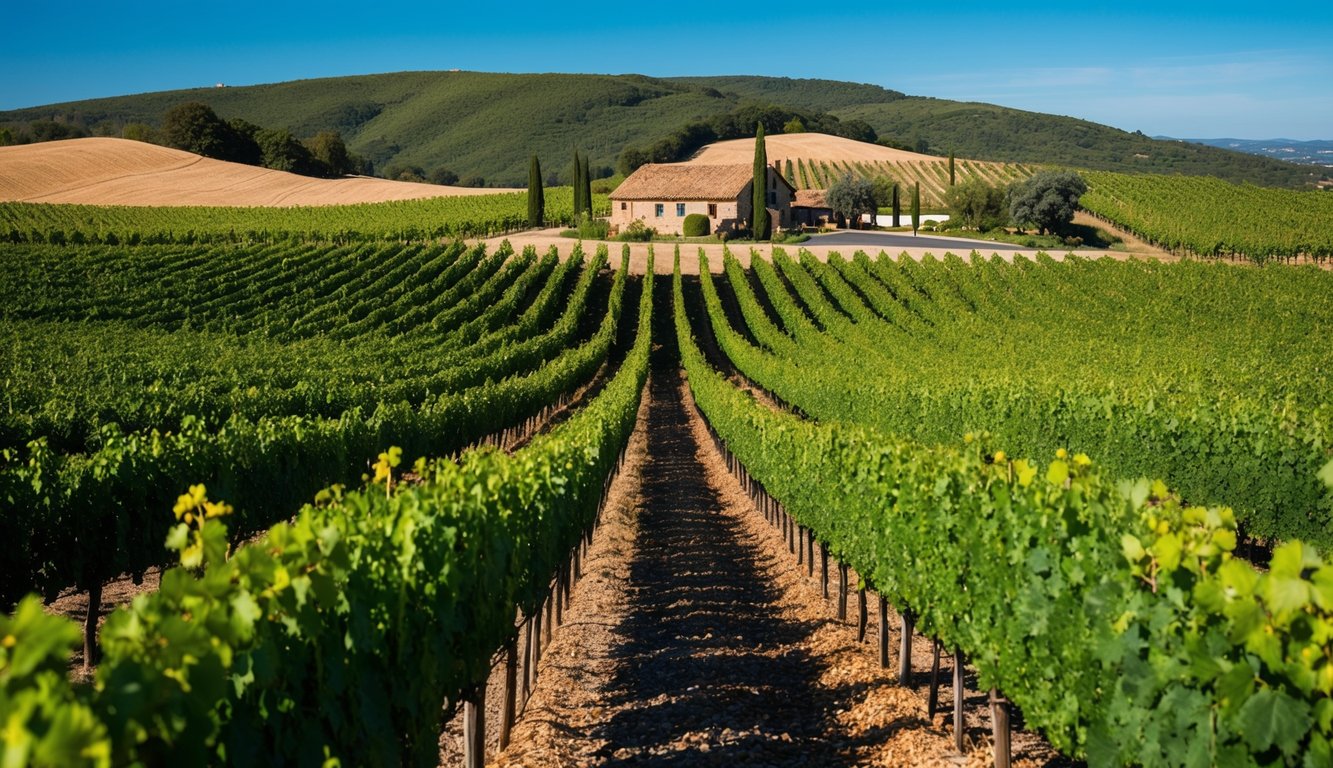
[487,284,1075,767]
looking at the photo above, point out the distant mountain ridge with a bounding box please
[1,71,1325,188]
[1160,137,1333,168]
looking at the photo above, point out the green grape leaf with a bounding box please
[1237,687,1311,756]
[1155,532,1184,573]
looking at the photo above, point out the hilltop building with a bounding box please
[609,163,794,236]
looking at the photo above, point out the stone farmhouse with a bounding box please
[609,163,795,236]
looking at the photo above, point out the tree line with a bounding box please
[0,102,375,182]
[157,102,370,179]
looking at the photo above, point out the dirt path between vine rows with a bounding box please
[484,288,1074,767]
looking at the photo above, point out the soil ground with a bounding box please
[467,283,1076,767]
[688,134,947,166]
[0,138,520,207]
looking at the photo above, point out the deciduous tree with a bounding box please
[428,167,459,186]
[163,102,233,159]
[871,176,896,227]
[256,128,314,174]
[946,179,1008,230]
[306,131,354,177]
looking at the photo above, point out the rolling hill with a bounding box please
[0,137,516,207]
[683,133,1036,207]
[2,71,1323,188]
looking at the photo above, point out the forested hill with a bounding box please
[668,77,1325,188]
[1,71,1322,188]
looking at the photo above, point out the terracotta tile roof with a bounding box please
[793,189,829,208]
[610,164,754,201]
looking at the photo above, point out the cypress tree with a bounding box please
[891,183,900,228]
[948,152,956,186]
[752,123,769,240]
[911,181,921,235]
[527,154,544,228]
[572,149,584,219]
[580,151,593,217]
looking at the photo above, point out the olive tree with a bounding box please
[1008,170,1087,235]
[826,173,877,229]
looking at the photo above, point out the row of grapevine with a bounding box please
[0,188,611,245]
[782,157,1037,208]
[677,252,1333,766]
[0,243,598,452]
[716,247,1333,548]
[0,243,622,609]
[0,253,655,767]
[1080,171,1333,262]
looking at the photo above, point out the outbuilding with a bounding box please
[791,188,838,229]
[609,163,795,236]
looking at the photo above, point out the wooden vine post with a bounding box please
[857,585,868,642]
[953,649,965,752]
[928,641,943,718]
[464,680,487,768]
[877,595,890,667]
[523,618,535,699]
[83,580,103,670]
[820,544,830,599]
[898,611,914,685]
[990,689,1011,768]
[837,562,849,621]
[532,608,543,684]
[500,636,518,748]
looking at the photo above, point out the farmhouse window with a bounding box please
[655,204,664,217]
[708,203,717,217]
[620,202,627,210]
[768,191,777,205]
[676,203,686,216]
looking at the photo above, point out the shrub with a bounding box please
[617,220,655,242]
[575,215,609,240]
[683,214,710,237]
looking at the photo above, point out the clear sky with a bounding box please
[3,0,1329,140]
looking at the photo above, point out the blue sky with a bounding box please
[3,1,1329,139]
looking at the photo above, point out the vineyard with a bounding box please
[1,228,1332,767]
[0,189,611,245]
[1081,171,1333,262]
[677,248,1333,766]
[779,157,1036,208]
[0,236,655,765]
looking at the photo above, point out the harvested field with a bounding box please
[0,137,519,207]
[688,134,939,165]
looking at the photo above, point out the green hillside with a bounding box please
[668,77,1325,188]
[2,71,1323,188]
